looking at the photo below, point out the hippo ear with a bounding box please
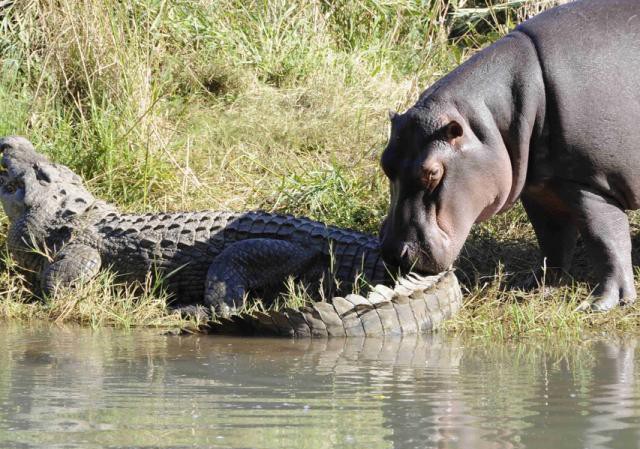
[388,110,399,122]
[445,121,464,143]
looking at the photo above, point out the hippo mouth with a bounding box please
[380,218,456,275]
[408,244,453,274]
[381,235,454,275]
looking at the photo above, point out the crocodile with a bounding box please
[0,136,462,335]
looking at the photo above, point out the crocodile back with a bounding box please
[91,210,391,303]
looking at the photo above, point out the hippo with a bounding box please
[379,0,640,311]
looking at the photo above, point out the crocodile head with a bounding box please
[0,136,106,224]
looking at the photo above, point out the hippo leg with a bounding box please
[203,239,322,316]
[522,195,578,285]
[572,190,636,311]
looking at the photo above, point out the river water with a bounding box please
[0,325,639,449]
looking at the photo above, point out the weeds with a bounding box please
[0,249,190,328]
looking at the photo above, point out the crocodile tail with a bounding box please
[209,271,462,337]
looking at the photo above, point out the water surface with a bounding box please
[1,325,639,449]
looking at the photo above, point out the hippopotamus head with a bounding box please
[379,102,513,274]
[0,136,110,224]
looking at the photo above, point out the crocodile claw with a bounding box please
[213,302,234,319]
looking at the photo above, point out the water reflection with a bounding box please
[0,325,639,449]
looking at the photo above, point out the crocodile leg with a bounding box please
[204,238,322,316]
[41,243,102,296]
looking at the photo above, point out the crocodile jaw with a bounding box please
[0,136,107,226]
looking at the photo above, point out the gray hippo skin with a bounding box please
[380,0,640,311]
[0,136,462,335]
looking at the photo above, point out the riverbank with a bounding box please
[1,0,639,339]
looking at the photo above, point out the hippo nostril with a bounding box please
[398,244,421,273]
[399,244,409,260]
[381,239,412,271]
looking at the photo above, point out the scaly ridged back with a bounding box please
[210,270,462,337]
[92,210,390,295]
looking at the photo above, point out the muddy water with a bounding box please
[0,325,639,449]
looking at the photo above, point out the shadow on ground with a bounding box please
[455,210,640,295]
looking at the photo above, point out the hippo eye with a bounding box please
[3,183,15,193]
[421,164,444,194]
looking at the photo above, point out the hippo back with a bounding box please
[517,0,640,208]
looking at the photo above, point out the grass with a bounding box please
[447,264,640,340]
[1,0,637,339]
[0,246,195,329]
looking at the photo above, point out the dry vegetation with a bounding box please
[1,0,637,338]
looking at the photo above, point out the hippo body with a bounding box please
[380,0,640,311]
[521,1,640,207]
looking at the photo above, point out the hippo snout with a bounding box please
[380,237,445,275]
[379,213,453,274]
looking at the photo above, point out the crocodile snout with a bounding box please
[0,136,35,153]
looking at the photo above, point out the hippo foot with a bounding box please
[575,289,636,313]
